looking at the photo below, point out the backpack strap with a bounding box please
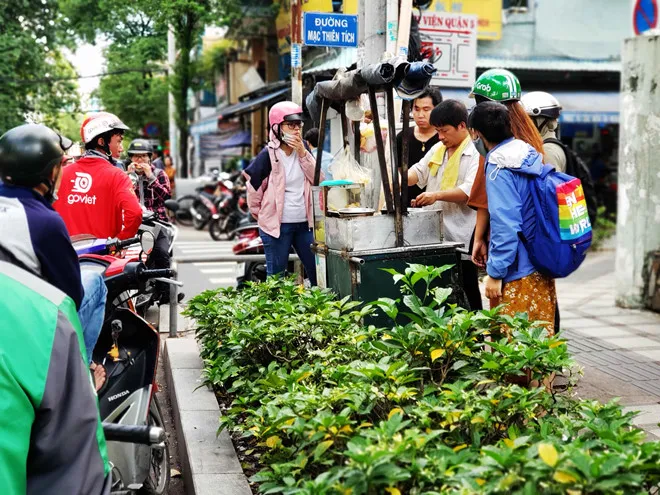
[543,137,574,170]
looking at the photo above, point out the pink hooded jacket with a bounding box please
[243,131,323,238]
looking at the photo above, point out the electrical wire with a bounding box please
[0,67,167,85]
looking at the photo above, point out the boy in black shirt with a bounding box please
[396,87,443,206]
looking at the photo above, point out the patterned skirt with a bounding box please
[497,272,557,336]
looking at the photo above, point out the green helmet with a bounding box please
[470,69,522,102]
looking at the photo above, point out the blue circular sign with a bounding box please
[143,122,161,138]
[634,0,658,35]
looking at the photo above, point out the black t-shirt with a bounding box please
[396,128,440,206]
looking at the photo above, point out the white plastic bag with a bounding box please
[329,146,372,184]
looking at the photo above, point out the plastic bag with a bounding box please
[329,146,372,184]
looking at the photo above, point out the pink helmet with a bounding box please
[268,101,304,127]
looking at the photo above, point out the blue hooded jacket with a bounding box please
[485,138,544,283]
[0,183,84,309]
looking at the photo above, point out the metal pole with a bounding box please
[290,0,303,106]
[367,86,394,213]
[400,99,411,215]
[167,26,179,171]
[176,253,300,264]
[340,103,349,148]
[314,99,329,186]
[353,121,361,164]
[386,88,403,247]
[169,261,178,338]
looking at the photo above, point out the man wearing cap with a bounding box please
[54,112,142,241]
[126,138,176,304]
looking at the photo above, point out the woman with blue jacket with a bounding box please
[468,101,557,335]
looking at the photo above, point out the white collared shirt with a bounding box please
[410,140,479,254]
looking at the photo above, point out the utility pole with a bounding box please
[290,0,303,106]
[393,0,413,121]
[616,33,660,308]
[364,0,387,118]
[167,26,179,172]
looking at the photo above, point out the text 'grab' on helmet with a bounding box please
[127,138,153,156]
[521,91,562,120]
[269,101,304,138]
[80,112,130,145]
[470,69,522,102]
[0,124,66,188]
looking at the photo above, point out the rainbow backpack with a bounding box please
[518,165,592,278]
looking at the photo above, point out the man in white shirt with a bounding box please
[407,99,481,310]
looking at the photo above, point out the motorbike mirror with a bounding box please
[140,231,156,255]
[164,199,179,212]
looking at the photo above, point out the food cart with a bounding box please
[309,60,467,325]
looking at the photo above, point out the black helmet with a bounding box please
[0,124,66,187]
[127,139,153,156]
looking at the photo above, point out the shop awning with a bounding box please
[438,88,620,124]
[476,56,621,73]
[219,130,251,149]
[552,91,620,124]
[217,87,289,121]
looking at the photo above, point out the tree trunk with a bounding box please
[174,10,197,178]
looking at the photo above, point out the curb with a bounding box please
[162,309,252,495]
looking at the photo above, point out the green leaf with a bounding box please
[313,440,334,460]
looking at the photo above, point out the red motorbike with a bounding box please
[73,233,180,494]
[232,217,294,289]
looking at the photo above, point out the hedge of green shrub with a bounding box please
[184,265,660,494]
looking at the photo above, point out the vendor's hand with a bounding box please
[411,191,441,207]
[484,276,503,300]
[472,238,488,268]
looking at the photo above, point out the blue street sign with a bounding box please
[634,0,658,35]
[303,12,358,48]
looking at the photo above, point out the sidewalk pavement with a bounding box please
[553,246,660,438]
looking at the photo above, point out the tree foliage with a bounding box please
[0,1,80,133]
[96,38,169,141]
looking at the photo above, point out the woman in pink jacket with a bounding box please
[243,101,320,285]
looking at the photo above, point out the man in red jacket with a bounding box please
[55,112,142,240]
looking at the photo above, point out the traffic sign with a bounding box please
[418,11,478,88]
[633,0,658,35]
[303,12,358,48]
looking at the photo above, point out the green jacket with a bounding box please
[0,260,110,494]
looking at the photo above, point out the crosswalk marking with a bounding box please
[199,267,235,274]
[209,277,236,285]
[175,237,238,288]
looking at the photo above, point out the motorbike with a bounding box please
[74,232,181,494]
[209,184,249,241]
[172,169,221,227]
[190,172,240,231]
[232,216,294,289]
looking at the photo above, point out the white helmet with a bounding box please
[521,91,562,120]
[80,112,130,144]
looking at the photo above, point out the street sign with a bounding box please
[633,0,658,35]
[303,12,358,48]
[430,0,502,41]
[418,11,478,89]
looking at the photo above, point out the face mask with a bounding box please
[473,137,488,157]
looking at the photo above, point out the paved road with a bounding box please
[173,227,238,300]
